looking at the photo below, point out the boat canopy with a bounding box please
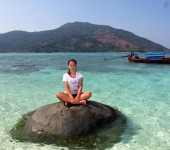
[145,52,165,60]
[145,52,165,56]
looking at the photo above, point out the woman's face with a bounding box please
[68,61,76,72]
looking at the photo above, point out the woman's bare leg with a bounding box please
[56,92,72,103]
[56,92,87,105]
[79,92,92,101]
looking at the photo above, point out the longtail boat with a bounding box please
[128,52,170,64]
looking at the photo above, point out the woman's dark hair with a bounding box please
[68,59,77,75]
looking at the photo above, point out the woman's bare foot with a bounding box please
[71,99,86,105]
[83,100,86,105]
[79,100,86,105]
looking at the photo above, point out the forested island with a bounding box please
[0,22,169,53]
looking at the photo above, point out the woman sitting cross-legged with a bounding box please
[56,59,92,106]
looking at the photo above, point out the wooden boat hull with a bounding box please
[128,57,170,64]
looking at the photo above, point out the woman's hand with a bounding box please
[74,97,79,103]
[69,96,74,102]
[70,98,76,104]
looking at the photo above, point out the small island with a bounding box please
[0,22,168,53]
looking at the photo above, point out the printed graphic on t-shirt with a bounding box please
[69,79,78,94]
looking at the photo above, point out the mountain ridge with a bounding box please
[0,22,169,52]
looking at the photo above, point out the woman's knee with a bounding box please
[85,91,92,98]
[56,92,61,98]
[88,91,92,97]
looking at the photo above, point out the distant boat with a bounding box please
[128,52,170,64]
[46,50,52,53]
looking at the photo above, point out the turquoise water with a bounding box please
[0,52,170,150]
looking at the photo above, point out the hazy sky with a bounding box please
[0,0,170,48]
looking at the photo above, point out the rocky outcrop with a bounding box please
[10,100,127,149]
[25,101,119,137]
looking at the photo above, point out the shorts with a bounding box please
[72,94,77,98]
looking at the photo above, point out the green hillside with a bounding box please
[0,22,168,53]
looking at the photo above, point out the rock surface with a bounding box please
[25,101,119,137]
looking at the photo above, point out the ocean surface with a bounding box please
[0,52,170,150]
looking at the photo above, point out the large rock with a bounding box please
[25,101,119,137]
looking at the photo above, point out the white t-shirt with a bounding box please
[63,72,83,95]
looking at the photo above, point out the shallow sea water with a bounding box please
[0,52,170,150]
